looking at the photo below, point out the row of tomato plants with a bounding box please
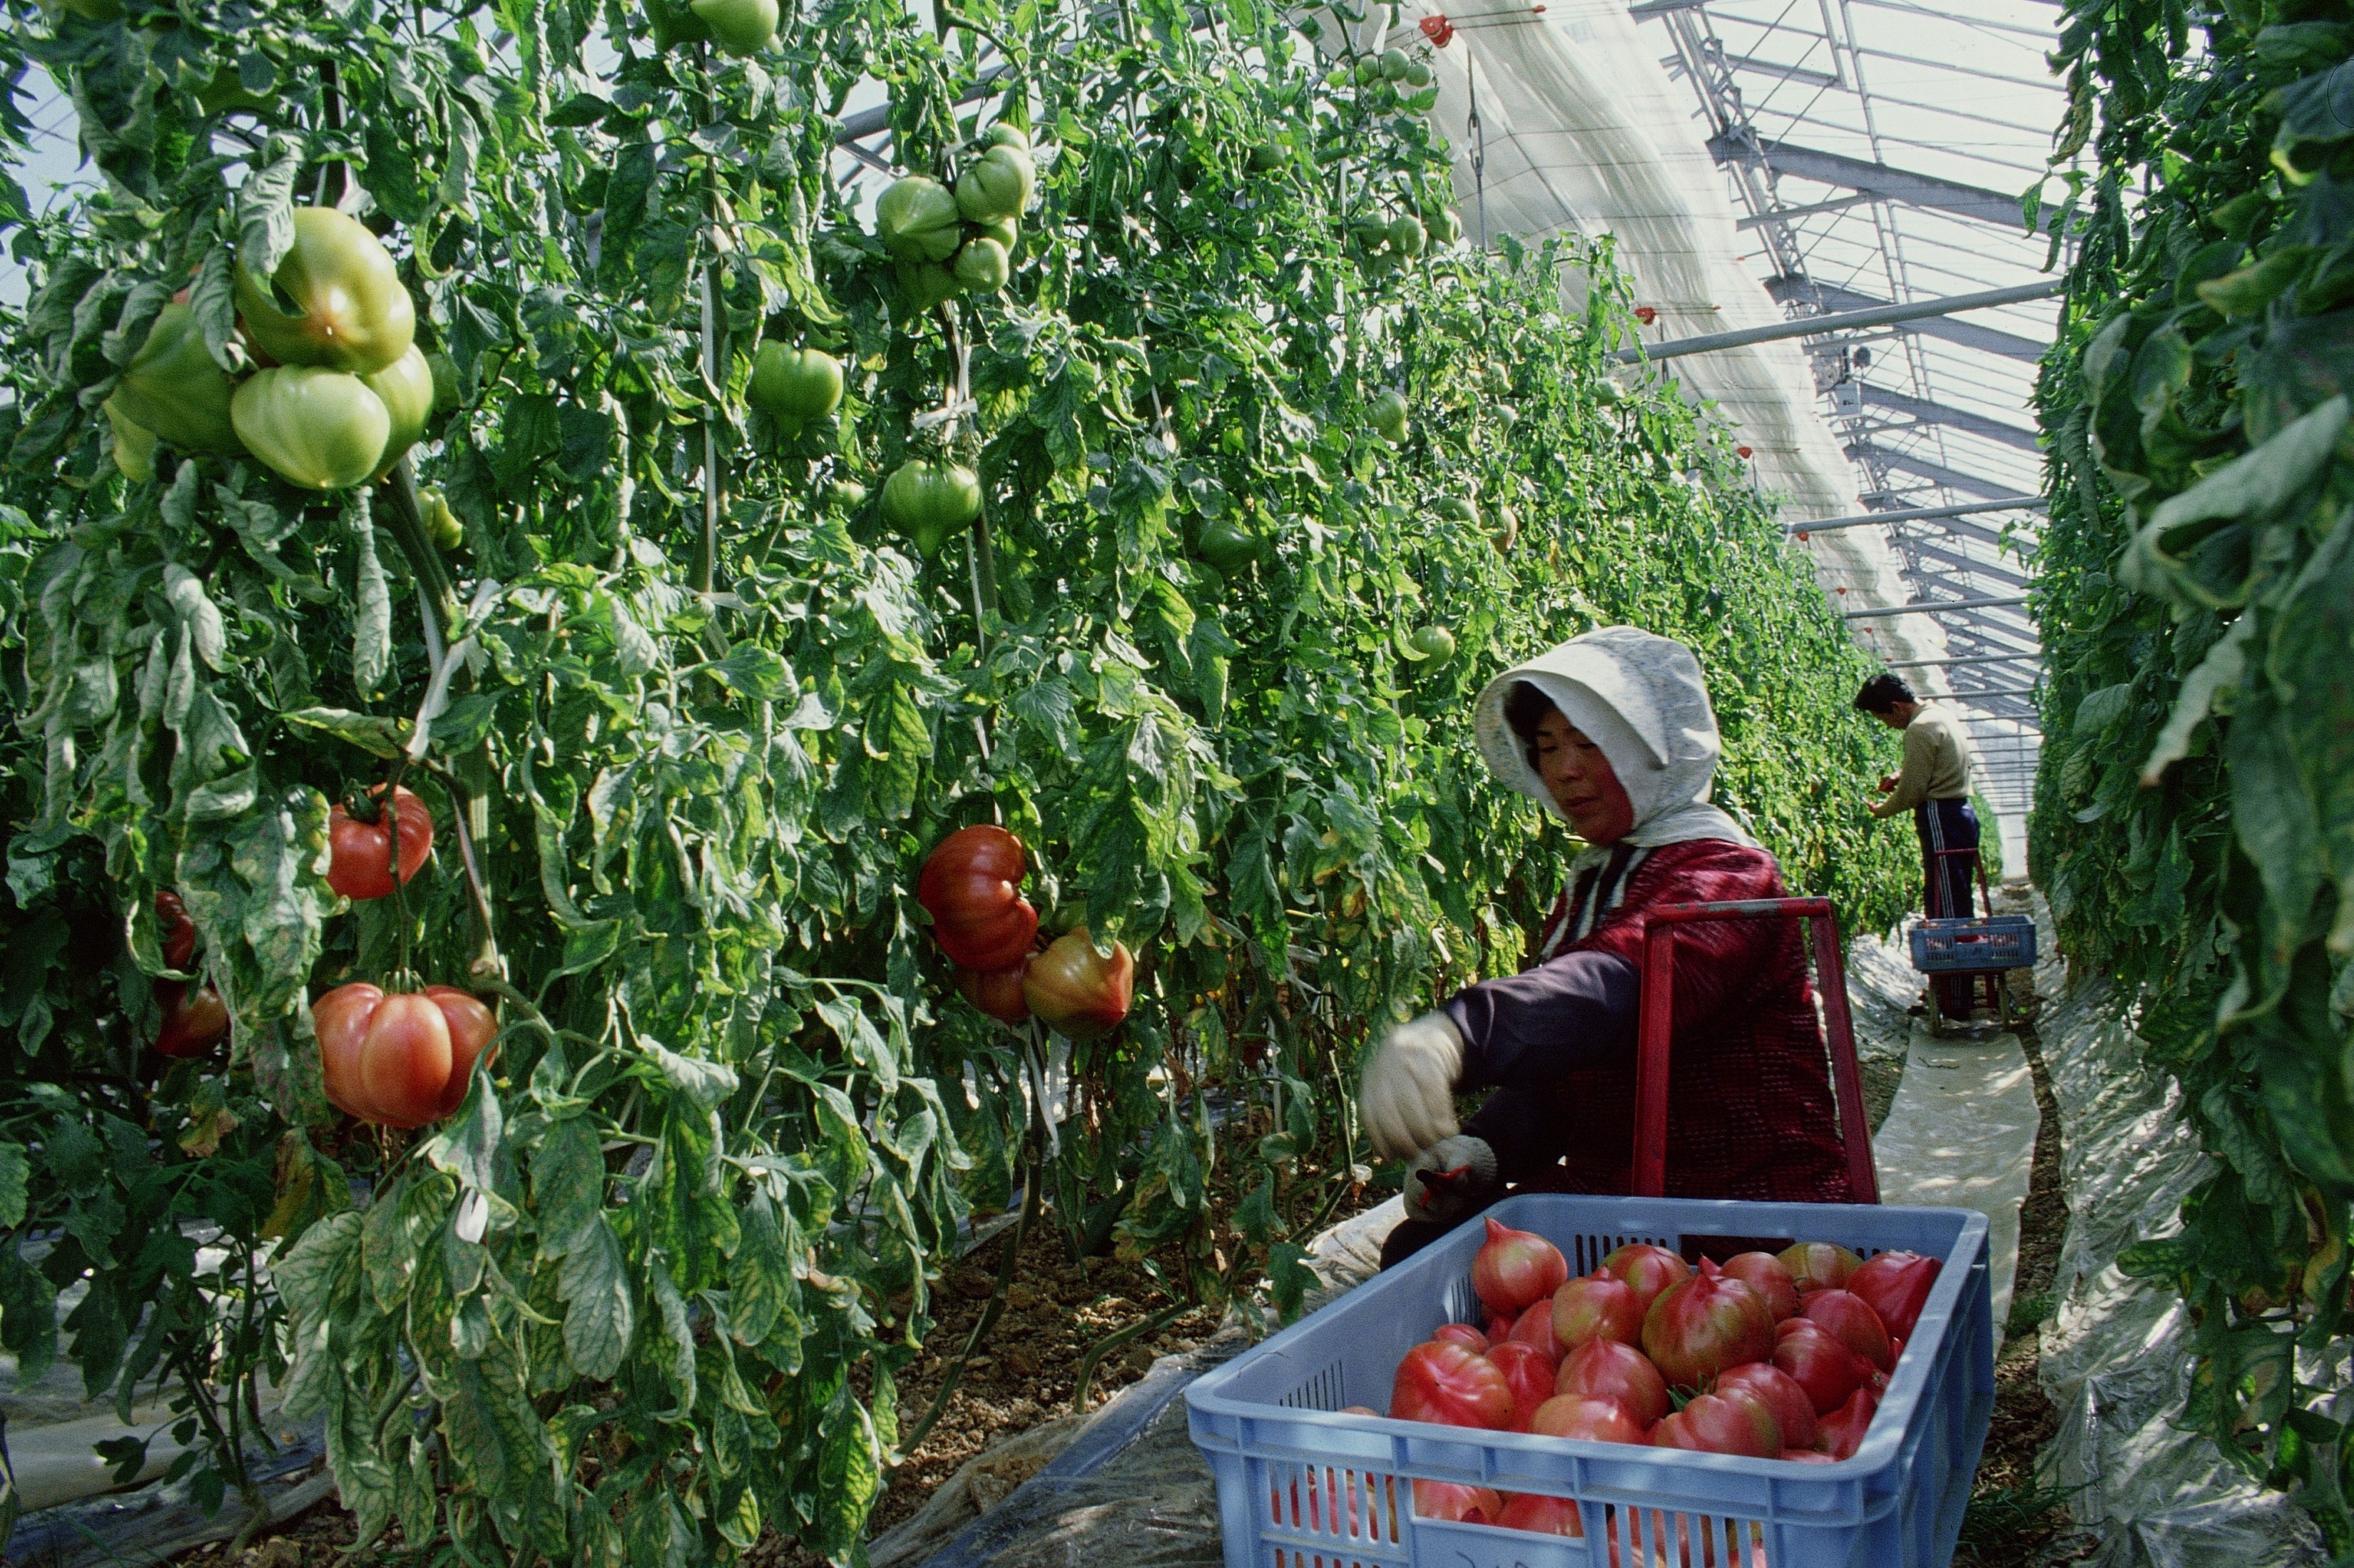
[0,0,1914,1556]
[2031,0,2354,1542]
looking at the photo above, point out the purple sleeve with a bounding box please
[1442,949,1641,1089]
[1444,950,1641,1186]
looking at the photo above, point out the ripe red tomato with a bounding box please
[156,890,198,971]
[916,825,1039,969]
[955,964,1031,1024]
[1390,1340,1513,1429]
[1021,927,1133,1041]
[155,981,229,1058]
[327,785,433,900]
[314,982,496,1127]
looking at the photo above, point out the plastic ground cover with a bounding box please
[2019,890,2328,1566]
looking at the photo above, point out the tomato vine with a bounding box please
[0,0,1911,1557]
[2037,0,2354,1541]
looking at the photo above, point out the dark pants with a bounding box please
[1916,796,1980,1016]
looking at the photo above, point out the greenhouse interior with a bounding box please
[0,0,2345,1562]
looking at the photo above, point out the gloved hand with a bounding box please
[1360,1011,1464,1161]
[1405,1135,1499,1224]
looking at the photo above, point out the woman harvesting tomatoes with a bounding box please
[1360,626,1853,1266]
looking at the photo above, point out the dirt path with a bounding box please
[1954,987,2094,1567]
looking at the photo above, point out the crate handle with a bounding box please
[1634,899,1880,1204]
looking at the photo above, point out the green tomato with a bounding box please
[1389,215,1427,257]
[1196,517,1264,575]
[1433,496,1479,525]
[1495,402,1520,427]
[955,145,1036,223]
[1407,626,1457,663]
[972,214,1020,253]
[1490,504,1520,555]
[104,397,157,483]
[231,367,392,492]
[954,236,1011,294]
[235,207,416,375]
[823,478,868,510]
[1429,207,1463,245]
[111,302,245,455]
[688,0,775,53]
[1406,60,1432,87]
[1379,48,1410,80]
[1350,215,1392,249]
[427,350,462,413]
[1371,389,1410,445]
[876,176,964,263]
[750,344,845,420]
[419,487,464,550]
[363,345,435,481]
[1353,58,1380,85]
[984,123,1031,153]
[896,260,960,312]
[881,458,982,555]
[1248,142,1286,172]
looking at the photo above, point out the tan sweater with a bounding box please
[1873,703,1971,815]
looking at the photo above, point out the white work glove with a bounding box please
[1359,1011,1465,1162]
[1405,1135,1499,1225]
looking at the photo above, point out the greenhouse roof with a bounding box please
[1391,0,2063,830]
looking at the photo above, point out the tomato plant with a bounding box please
[0,0,1914,1554]
[2030,4,2354,1528]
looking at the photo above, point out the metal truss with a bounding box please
[1636,0,2070,819]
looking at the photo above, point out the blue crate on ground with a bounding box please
[1907,915,2037,974]
[1186,1193,1992,1568]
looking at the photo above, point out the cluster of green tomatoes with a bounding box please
[104,208,456,495]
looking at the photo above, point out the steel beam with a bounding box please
[1946,686,2044,700]
[1709,136,2032,230]
[1845,443,2030,504]
[1766,278,2052,361]
[1887,653,2043,670]
[1858,386,2042,454]
[1738,195,1873,230]
[1900,541,2035,589]
[1785,497,2045,534]
[1843,594,2032,621]
[1613,278,2065,365]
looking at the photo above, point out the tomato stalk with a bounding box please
[692,44,725,601]
[895,1074,1044,1459]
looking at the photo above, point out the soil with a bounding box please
[1954,979,2097,1567]
[783,1216,1223,1555]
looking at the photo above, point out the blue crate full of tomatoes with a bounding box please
[1186,1193,1993,1568]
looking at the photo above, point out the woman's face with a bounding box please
[1532,710,1637,845]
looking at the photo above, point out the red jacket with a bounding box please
[1447,838,1853,1204]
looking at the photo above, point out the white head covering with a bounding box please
[1472,626,1757,850]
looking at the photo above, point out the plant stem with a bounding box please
[1070,1299,1192,1412]
[693,46,724,600]
[382,462,459,622]
[895,1133,1044,1459]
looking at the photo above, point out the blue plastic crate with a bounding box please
[1186,1193,1992,1568]
[1907,915,2037,974]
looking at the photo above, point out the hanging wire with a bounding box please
[1467,48,1487,246]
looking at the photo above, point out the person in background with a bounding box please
[1357,626,1855,1269]
[1853,672,1984,1024]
